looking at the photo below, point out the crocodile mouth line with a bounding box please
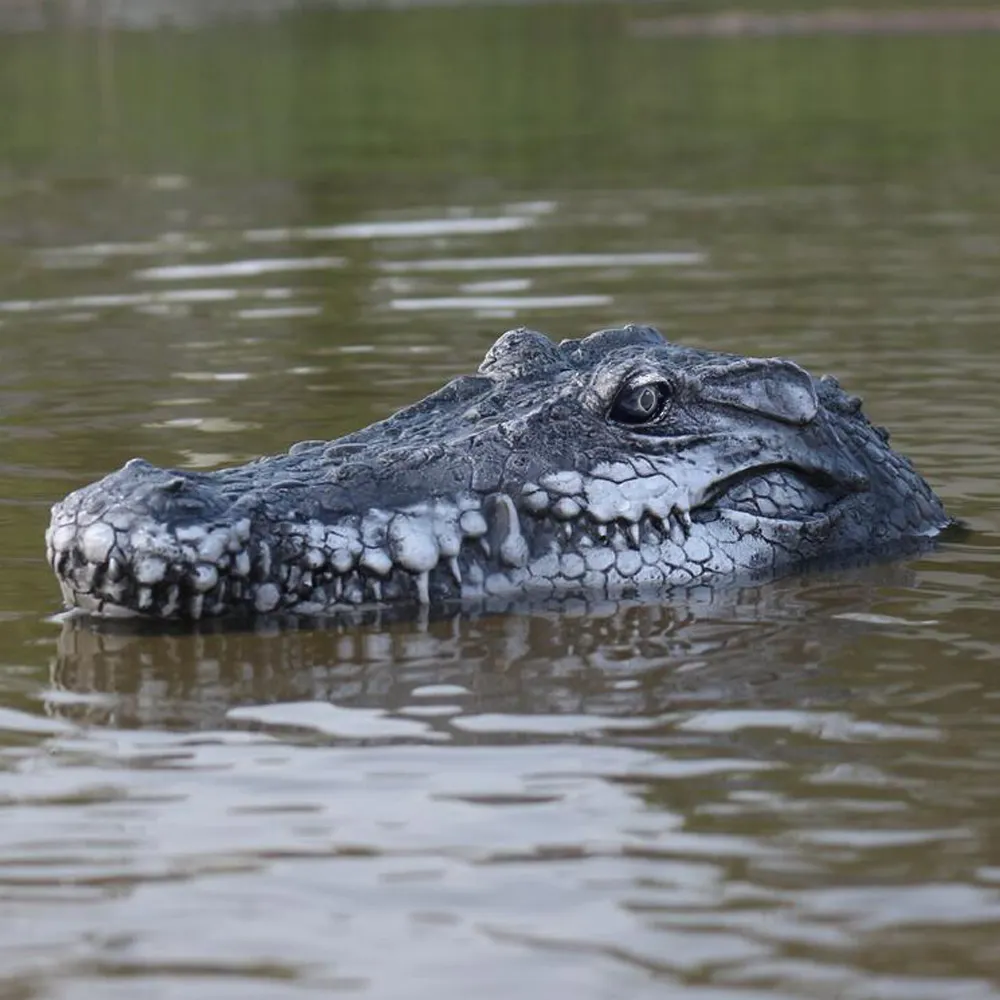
[698,463,857,524]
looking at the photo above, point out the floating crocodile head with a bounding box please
[46,325,949,620]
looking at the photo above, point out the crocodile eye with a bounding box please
[609,381,669,425]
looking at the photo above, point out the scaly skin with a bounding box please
[46,325,950,620]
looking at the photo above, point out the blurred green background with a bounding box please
[3,2,1000,191]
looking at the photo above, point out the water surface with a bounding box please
[1,7,1000,999]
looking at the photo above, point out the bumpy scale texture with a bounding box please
[46,325,950,621]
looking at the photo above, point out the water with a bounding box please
[2,7,1000,998]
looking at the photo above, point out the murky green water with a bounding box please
[2,7,1000,998]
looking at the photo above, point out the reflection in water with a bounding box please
[53,577,852,733]
[0,567,994,997]
[43,561,967,752]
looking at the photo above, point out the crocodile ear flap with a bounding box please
[696,359,818,426]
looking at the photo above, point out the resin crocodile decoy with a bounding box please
[46,325,950,620]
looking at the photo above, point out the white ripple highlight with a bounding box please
[460,278,533,294]
[452,713,656,735]
[245,216,533,242]
[379,250,705,273]
[0,288,294,313]
[226,701,442,741]
[389,294,611,312]
[134,257,344,281]
[236,305,322,320]
[35,234,210,265]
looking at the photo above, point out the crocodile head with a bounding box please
[46,325,949,620]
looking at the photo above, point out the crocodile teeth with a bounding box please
[213,578,230,613]
[484,493,528,568]
[162,585,180,618]
[447,557,462,586]
[345,577,364,605]
[675,506,693,537]
[255,541,272,580]
[648,512,668,536]
[77,562,99,593]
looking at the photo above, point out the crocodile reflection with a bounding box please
[48,570,914,734]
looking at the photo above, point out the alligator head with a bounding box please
[46,325,950,620]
